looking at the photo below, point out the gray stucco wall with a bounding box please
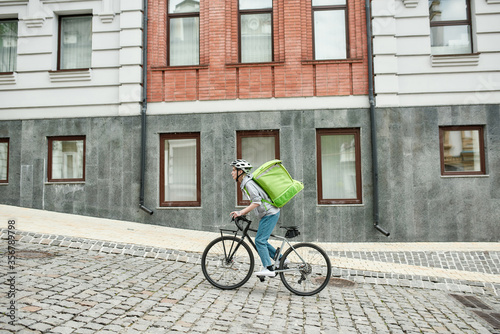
[1,104,498,242]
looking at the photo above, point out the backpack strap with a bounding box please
[244,185,273,210]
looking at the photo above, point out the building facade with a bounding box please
[0,0,498,242]
[371,0,500,241]
[0,0,145,217]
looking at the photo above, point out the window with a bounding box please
[239,0,273,63]
[312,0,348,60]
[168,0,200,66]
[0,20,17,73]
[59,15,92,70]
[48,136,86,182]
[429,0,472,55]
[316,129,362,204]
[439,126,485,175]
[236,130,280,206]
[160,133,201,207]
[0,138,9,183]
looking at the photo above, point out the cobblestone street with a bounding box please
[2,241,500,334]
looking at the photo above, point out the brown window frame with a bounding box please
[312,0,349,60]
[429,0,473,55]
[316,128,362,205]
[238,1,274,64]
[236,130,280,206]
[439,125,486,176]
[47,136,86,183]
[57,14,92,71]
[167,0,200,66]
[159,132,201,207]
[0,138,9,184]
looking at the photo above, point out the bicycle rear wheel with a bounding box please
[201,236,255,290]
[279,242,331,296]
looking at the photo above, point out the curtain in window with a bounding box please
[241,13,272,63]
[241,137,275,169]
[430,25,471,55]
[321,135,356,199]
[0,21,17,72]
[170,17,199,66]
[314,10,346,60]
[0,142,7,180]
[164,139,197,201]
[60,16,92,69]
[429,0,471,55]
[240,0,272,10]
[52,140,84,179]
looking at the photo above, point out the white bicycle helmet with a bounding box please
[229,159,253,174]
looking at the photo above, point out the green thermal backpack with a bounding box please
[248,160,304,208]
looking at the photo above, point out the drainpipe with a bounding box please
[365,0,389,236]
[139,0,154,215]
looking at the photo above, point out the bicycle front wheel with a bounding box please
[279,242,331,296]
[201,236,255,290]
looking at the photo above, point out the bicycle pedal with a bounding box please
[258,276,265,282]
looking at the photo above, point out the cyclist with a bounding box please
[229,159,280,277]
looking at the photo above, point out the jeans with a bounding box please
[255,212,280,268]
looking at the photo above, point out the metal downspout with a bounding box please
[139,0,154,215]
[365,0,389,236]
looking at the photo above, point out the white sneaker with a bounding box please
[255,268,276,277]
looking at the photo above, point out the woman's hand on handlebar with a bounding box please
[230,211,242,219]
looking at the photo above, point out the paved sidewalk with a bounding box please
[2,204,500,333]
[2,204,499,296]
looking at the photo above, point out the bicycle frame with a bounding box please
[219,218,306,274]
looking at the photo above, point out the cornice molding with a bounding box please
[49,69,92,82]
[402,0,419,8]
[431,54,480,67]
[0,73,16,85]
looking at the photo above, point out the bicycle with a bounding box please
[201,216,332,296]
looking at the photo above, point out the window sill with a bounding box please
[151,65,209,71]
[49,69,92,82]
[302,58,363,65]
[225,61,285,68]
[431,53,480,67]
[0,72,16,85]
[317,203,365,207]
[45,181,86,185]
[0,182,8,185]
[156,206,202,210]
[441,174,489,178]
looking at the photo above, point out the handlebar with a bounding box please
[233,215,252,231]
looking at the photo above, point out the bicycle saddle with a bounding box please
[280,226,300,238]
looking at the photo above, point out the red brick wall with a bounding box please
[147,0,368,102]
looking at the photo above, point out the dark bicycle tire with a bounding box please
[279,242,331,296]
[201,236,255,290]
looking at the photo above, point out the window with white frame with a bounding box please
[59,15,92,70]
[316,129,362,204]
[0,20,18,73]
[312,0,348,60]
[239,0,273,63]
[160,133,201,206]
[0,138,9,183]
[168,0,200,66]
[429,0,472,55]
[48,136,86,182]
